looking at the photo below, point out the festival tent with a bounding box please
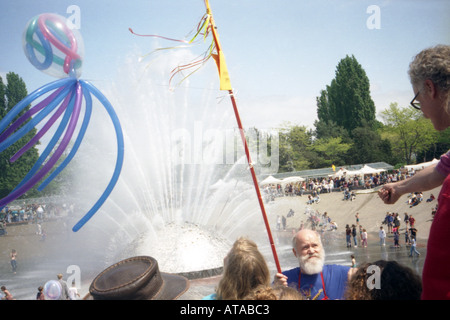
[260,175,283,185]
[280,176,305,184]
[404,158,439,171]
[329,168,360,177]
[330,165,385,177]
[358,165,386,174]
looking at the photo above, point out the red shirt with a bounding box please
[421,174,450,299]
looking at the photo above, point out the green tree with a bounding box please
[316,55,376,136]
[416,127,450,163]
[380,103,437,164]
[277,123,314,172]
[0,72,40,198]
[346,120,391,165]
[313,119,351,142]
[310,136,352,168]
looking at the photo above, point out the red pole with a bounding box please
[228,90,282,274]
[205,0,281,273]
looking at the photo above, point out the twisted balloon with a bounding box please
[0,13,123,232]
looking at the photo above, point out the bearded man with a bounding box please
[274,229,357,300]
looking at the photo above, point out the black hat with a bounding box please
[86,256,189,300]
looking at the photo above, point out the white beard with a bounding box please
[298,249,325,275]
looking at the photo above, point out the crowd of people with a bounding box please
[342,210,422,258]
[262,166,429,207]
[0,202,75,238]
[0,202,73,225]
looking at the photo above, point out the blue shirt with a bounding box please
[282,264,350,300]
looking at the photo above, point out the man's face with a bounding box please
[293,231,325,275]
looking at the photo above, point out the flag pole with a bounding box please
[204,0,281,273]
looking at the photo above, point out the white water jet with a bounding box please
[65,47,273,274]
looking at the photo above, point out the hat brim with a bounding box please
[84,273,189,300]
[153,272,190,300]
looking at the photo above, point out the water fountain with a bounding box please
[62,48,279,278]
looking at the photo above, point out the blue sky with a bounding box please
[1,0,449,130]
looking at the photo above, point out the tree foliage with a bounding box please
[0,72,40,198]
[316,55,376,136]
[277,123,313,172]
[379,103,438,164]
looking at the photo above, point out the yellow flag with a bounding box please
[212,51,232,90]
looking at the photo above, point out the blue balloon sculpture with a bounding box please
[0,13,124,232]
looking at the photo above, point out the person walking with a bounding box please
[10,249,17,274]
[379,226,386,246]
[409,237,420,257]
[393,230,400,248]
[351,225,358,247]
[68,281,80,300]
[57,273,70,300]
[345,225,352,248]
[361,229,368,248]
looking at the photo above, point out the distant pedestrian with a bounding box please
[345,225,352,248]
[10,249,17,274]
[404,212,409,227]
[409,237,420,257]
[409,215,416,227]
[361,229,368,247]
[68,281,80,300]
[36,222,42,235]
[405,230,410,245]
[57,273,70,300]
[351,225,358,247]
[379,226,386,246]
[276,215,281,230]
[393,230,400,248]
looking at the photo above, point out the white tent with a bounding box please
[330,165,385,177]
[330,168,360,177]
[358,165,386,175]
[260,175,282,185]
[405,158,439,171]
[329,168,348,177]
[281,176,305,184]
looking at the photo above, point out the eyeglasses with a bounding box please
[410,90,421,110]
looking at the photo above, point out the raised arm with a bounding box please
[378,164,445,204]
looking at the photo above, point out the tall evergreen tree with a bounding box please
[316,55,376,136]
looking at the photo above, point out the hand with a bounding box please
[274,273,288,287]
[378,184,401,204]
